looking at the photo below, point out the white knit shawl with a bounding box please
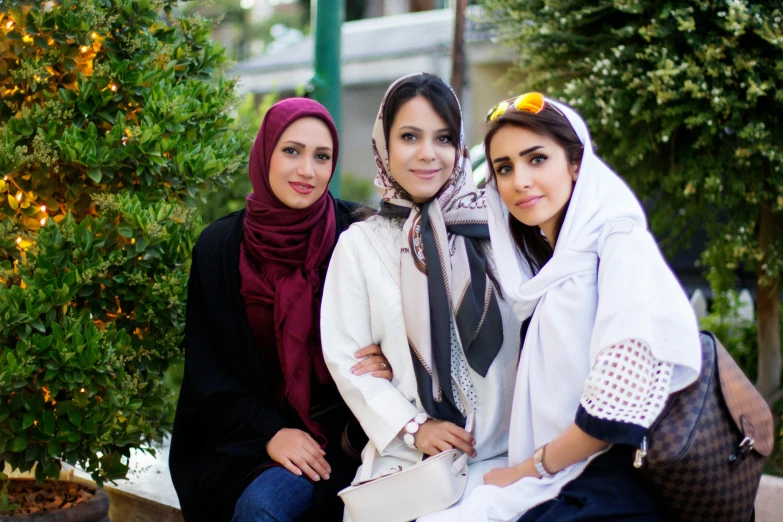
[446,99,702,522]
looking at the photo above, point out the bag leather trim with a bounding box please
[712,332,774,456]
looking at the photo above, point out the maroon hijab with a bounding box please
[239,98,339,443]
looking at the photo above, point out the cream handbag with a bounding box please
[338,440,469,522]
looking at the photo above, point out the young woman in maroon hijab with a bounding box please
[169,98,393,522]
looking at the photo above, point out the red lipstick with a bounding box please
[289,182,314,195]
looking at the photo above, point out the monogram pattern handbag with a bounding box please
[635,331,774,522]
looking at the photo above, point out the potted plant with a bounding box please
[0,0,248,518]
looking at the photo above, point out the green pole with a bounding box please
[311,0,344,197]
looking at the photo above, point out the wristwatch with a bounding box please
[403,412,429,449]
[533,445,555,478]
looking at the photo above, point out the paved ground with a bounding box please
[112,436,180,509]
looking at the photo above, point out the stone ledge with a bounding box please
[7,461,783,521]
[756,474,783,522]
[94,471,783,522]
[101,486,184,522]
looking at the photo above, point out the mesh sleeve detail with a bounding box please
[579,339,673,429]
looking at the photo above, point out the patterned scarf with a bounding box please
[372,73,503,426]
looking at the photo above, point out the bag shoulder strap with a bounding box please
[710,332,774,456]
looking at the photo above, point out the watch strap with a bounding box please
[533,445,554,478]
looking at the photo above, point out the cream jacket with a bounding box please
[320,215,521,489]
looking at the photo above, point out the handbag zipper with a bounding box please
[633,436,648,469]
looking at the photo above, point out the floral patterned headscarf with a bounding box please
[370,73,504,426]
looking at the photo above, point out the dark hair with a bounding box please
[382,74,461,149]
[379,75,507,295]
[484,103,583,274]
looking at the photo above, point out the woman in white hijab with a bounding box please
[320,74,521,519]
[423,94,703,522]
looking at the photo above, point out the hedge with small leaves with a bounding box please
[481,0,783,279]
[0,0,249,486]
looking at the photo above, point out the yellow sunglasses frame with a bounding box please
[486,92,546,123]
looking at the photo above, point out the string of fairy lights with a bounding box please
[3,10,118,249]
[1,6,107,425]
[1,5,182,463]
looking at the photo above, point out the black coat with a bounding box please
[169,199,366,522]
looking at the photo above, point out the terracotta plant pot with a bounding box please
[0,479,109,522]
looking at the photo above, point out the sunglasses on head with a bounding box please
[486,92,546,123]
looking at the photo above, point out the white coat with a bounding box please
[320,215,521,517]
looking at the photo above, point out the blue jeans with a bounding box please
[231,466,314,522]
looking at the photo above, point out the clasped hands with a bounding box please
[265,344,392,481]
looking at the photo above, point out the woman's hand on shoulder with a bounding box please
[351,344,393,381]
[265,428,331,482]
[414,419,476,458]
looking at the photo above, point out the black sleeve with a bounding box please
[182,248,285,449]
[574,405,647,447]
[334,197,376,230]
[171,221,287,522]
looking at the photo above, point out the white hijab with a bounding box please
[455,99,702,521]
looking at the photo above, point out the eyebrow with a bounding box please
[492,145,545,165]
[282,140,333,152]
[398,125,450,134]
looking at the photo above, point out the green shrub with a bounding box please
[340,171,375,207]
[196,91,277,226]
[701,293,761,381]
[0,0,248,489]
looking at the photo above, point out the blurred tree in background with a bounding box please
[482,0,783,400]
[196,91,276,225]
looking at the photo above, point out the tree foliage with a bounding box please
[196,91,277,225]
[482,0,783,392]
[0,0,248,486]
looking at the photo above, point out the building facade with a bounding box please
[233,8,516,181]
